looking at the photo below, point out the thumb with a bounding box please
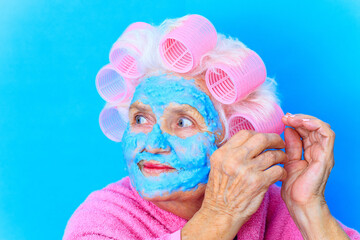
[284,127,303,161]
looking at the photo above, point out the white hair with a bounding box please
[114,15,281,145]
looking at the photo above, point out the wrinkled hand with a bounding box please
[198,130,288,239]
[281,113,335,209]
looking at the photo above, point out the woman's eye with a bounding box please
[177,117,193,128]
[135,115,148,124]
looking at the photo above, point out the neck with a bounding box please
[151,194,205,220]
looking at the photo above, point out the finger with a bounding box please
[283,113,319,121]
[284,114,335,148]
[302,119,335,143]
[226,130,257,149]
[282,113,331,140]
[282,113,331,129]
[240,133,285,159]
[282,114,311,138]
[284,127,303,161]
[253,150,288,171]
[263,165,287,186]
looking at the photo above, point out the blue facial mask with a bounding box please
[121,74,222,198]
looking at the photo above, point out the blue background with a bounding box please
[1,0,359,239]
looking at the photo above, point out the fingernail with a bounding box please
[290,114,296,118]
[303,119,310,122]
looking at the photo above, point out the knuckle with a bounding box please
[238,146,250,157]
[262,151,275,166]
[237,167,247,177]
[210,150,225,167]
[272,165,286,178]
[268,133,279,140]
[222,159,239,176]
[329,129,336,138]
[210,151,220,163]
[319,120,331,130]
[253,133,268,144]
[267,150,277,160]
[267,150,283,162]
[238,130,253,139]
[247,174,262,190]
[280,168,287,179]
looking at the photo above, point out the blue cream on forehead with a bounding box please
[121,74,222,198]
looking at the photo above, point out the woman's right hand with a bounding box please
[182,130,288,240]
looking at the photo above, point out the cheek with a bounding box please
[175,127,199,139]
[121,126,146,165]
[168,133,217,168]
[131,125,153,134]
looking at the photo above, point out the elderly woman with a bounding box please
[63,15,360,240]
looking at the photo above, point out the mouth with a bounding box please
[138,160,177,177]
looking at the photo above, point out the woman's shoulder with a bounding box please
[63,176,186,240]
[76,176,143,212]
[88,176,138,202]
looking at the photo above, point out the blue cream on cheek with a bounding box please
[121,74,222,198]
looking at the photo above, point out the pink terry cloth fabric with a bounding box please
[63,176,360,240]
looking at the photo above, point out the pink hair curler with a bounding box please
[95,64,134,103]
[109,43,142,79]
[159,14,217,73]
[109,22,153,80]
[123,22,153,33]
[228,103,285,137]
[205,49,266,105]
[99,105,129,142]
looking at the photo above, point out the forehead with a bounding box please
[131,75,204,107]
[130,75,221,131]
[132,75,207,114]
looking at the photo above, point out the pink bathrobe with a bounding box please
[63,176,360,239]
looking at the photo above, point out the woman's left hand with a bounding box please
[280,113,335,210]
[280,114,353,240]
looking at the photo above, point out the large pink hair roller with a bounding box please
[95,64,134,103]
[109,22,153,79]
[205,49,266,104]
[123,22,153,33]
[159,14,217,73]
[99,105,128,142]
[228,103,285,137]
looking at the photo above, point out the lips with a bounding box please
[138,160,176,177]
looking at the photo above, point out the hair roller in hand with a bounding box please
[99,104,129,142]
[159,14,217,73]
[109,22,153,79]
[95,64,134,103]
[205,49,266,105]
[228,103,285,137]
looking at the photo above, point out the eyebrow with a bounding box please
[129,102,153,113]
[165,104,205,121]
[170,105,198,115]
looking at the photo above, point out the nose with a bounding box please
[144,123,171,154]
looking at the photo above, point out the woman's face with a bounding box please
[121,74,223,200]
